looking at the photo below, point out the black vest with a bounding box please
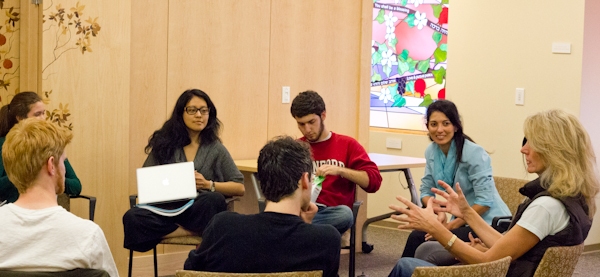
[506,178,592,277]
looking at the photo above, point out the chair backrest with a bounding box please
[532,243,584,277]
[0,269,109,277]
[493,176,528,215]
[160,236,203,245]
[411,256,511,277]
[175,270,323,277]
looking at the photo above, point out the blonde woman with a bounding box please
[389,109,599,277]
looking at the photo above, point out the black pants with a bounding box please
[400,226,475,258]
[123,191,226,252]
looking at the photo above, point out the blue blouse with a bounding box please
[419,140,511,224]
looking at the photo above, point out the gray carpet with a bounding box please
[340,225,600,277]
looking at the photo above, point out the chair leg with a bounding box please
[153,247,158,277]
[128,249,133,277]
[350,223,356,277]
[349,201,363,277]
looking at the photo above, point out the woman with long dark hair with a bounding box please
[389,109,598,277]
[0,91,81,203]
[123,89,244,252]
[400,100,510,265]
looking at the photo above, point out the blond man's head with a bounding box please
[2,118,72,193]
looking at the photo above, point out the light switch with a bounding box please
[282,86,290,103]
[552,43,571,54]
[386,138,402,149]
[515,88,524,106]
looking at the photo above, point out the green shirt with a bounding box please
[0,137,82,203]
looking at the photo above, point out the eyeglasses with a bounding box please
[185,106,210,115]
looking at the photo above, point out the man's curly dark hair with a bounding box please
[290,90,326,118]
[257,136,313,202]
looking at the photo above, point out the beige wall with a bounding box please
[368,0,599,247]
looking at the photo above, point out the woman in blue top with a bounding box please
[400,99,510,265]
[0,91,81,203]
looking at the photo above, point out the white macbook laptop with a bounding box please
[136,161,198,205]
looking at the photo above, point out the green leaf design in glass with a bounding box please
[389,83,399,94]
[417,60,430,73]
[419,94,434,107]
[372,73,382,82]
[432,32,442,45]
[390,37,398,48]
[376,9,385,24]
[442,0,449,5]
[440,43,447,51]
[433,67,446,84]
[378,42,388,54]
[392,96,406,108]
[372,51,382,65]
[383,64,392,76]
[404,13,416,28]
[400,49,409,61]
[401,0,408,5]
[432,4,443,18]
[434,47,447,65]
[406,80,415,93]
[407,57,418,73]
[398,61,409,75]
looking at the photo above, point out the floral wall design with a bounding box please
[0,0,20,106]
[42,0,102,130]
[370,0,448,131]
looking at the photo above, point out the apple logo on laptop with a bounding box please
[162,178,170,186]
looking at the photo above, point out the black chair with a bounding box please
[0,269,109,277]
[57,193,97,221]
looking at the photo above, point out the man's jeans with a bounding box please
[389,257,436,277]
[312,205,354,234]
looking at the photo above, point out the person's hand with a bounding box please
[300,202,319,223]
[424,233,437,241]
[468,232,489,252]
[437,210,447,224]
[195,171,209,190]
[390,197,441,234]
[431,181,471,219]
[315,164,341,177]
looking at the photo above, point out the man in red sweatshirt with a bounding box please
[291,90,382,234]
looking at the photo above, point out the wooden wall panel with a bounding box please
[19,0,42,93]
[42,1,131,275]
[267,0,363,141]
[357,0,372,147]
[166,0,270,160]
[129,0,169,195]
[129,0,170,259]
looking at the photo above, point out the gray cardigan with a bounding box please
[143,141,244,185]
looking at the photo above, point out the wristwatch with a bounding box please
[444,234,457,250]
[210,180,215,192]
